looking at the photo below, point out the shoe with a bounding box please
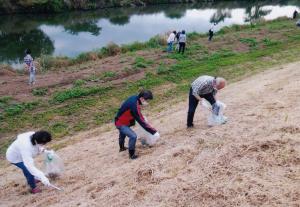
[187,124,194,128]
[119,147,128,152]
[31,187,42,194]
[129,150,138,159]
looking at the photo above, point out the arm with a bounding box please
[21,149,50,185]
[130,102,157,135]
[193,94,201,101]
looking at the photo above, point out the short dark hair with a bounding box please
[31,130,52,145]
[173,31,177,34]
[25,49,31,55]
[138,90,153,100]
[182,30,185,34]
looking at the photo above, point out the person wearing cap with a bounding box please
[6,131,52,194]
[187,75,226,128]
[115,90,158,159]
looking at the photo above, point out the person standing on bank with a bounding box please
[6,131,52,194]
[178,30,186,54]
[208,23,217,41]
[293,10,298,19]
[115,90,158,159]
[187,75,226,128]
[24,49,36,86]
[167,31,176,52]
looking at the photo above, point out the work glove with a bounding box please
[153,132,160,139]
[41,177,51,187]
[212,103,220,116]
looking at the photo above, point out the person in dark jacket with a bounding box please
[293,10,298,19]
[115,90,158,159]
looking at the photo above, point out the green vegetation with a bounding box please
[32,88,48,96]
[1,17,300,156]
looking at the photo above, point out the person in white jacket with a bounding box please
[6,131,52,194]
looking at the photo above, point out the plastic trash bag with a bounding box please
[202,99,228,126]
[44,150,64,179]
[136,117,160,146]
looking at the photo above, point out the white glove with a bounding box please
[41,177,51,187]
[153,132,160,139]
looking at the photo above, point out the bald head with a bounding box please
[216,77,226,90]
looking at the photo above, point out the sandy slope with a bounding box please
[0,62,300,207]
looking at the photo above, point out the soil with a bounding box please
[0,62,299,207]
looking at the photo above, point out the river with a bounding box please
[0,0,299,68]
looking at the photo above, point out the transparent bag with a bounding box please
[136,116,160,146]
[44,150,64,179]
[202,99,228,126]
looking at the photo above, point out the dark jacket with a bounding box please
[115,95,157,135]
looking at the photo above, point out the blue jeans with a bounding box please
[13,162,36,189]
[117,126,137,151]
[29,70,36,84]
[167,42,173,52]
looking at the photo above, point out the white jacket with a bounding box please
[167,33,176,43]
[6,132,48,183]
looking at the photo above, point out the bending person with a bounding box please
[6,131,52,194]
[115,90,158,159]
[187,76,226,128]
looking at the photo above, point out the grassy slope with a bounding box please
[1,17,300,157]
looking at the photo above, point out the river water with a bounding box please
[0,0,299,68]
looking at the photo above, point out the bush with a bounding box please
[73,79,86,87]
[107,42,121,55]
[4,102,39,116]
[146,35,166,48]
[103,71,117,78]
[121,41,145,53]
[32,88,48,96]
[239,38,258,48]
[262,38,280,46]
[52,86,112,103]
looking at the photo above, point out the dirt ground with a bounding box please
[0,62,300,207]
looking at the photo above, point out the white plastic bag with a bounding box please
[136,117,160,146]
[44,150,64,179]
[202,99,227,126]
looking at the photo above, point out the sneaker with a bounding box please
[130,154,138,160]
[119,147,128,152]
[31,187,42,194]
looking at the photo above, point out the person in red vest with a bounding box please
[115,90,158,159]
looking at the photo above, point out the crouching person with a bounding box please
[187,75,226,128]
[6,131,52,194]
[115,90,158,159]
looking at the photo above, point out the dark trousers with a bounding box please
[13,162,36,189]
[187,88,216,127]
[208,30,214,41]
[179,42,186,54]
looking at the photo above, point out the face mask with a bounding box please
[141,99,149,106]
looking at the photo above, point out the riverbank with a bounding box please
[1,56,300,206]
[1,17,300,156]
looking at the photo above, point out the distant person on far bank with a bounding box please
[167,31,176,52]
[293,10,298,19]
[24,49,36,86]
[175,31,181,51]
[178,30,186,54]
[187,75,226,128]
[115,90,158,159]
[208,23,217,41]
